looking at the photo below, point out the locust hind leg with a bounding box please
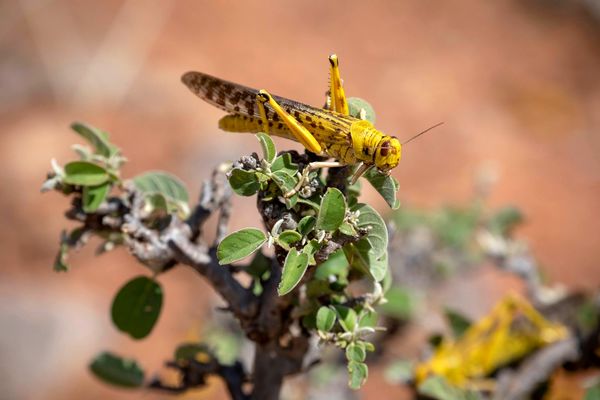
[327,54,349,115]
[256,90,333,197]
[256,90,322,154]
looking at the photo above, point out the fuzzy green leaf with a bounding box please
[348,97,376,124]
[348,361,368,390]
[359,310,378,328]
[256,133,276,163]
[82,182,110,213]
[316,306,336,332]
[278,248,309,296]
[346,343,366,362]
[316,188,346,231]
[585,383,600,400]
[489,206,523,235]
[246,251,271,278]
[270,153,298,176]
[334,306,357,332]
[343,239,388,282]
[297,215,317,236]
[314,250,349,282]
[228,168,260,196]
[217,228,266,265]
[338,221,358,236]
[89,352,144,388]
[302,239,321,265]
[71,122,115,157]
[111,276,163,339]
[272,170,297,193]
[133,171,189,212]
[352,203,388,259]
[277,230,302,248]
[64,161,110,186]
[364,168,400,209]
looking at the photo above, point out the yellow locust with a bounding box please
[181,54,406,196]
[415,294,568,389]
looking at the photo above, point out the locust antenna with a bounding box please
[402,122,444,145]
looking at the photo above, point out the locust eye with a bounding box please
[379,140,391,156]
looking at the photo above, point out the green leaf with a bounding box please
[444,308,472,339]
[174,343,211,362]
[343,239,388,282]
[71,122,115,157]
[132,171,190,216]
[352,203,388,259]
[379,286,416,320]
[316,306,337,332]
[63,161,110,186]
[256,132,276,163]
[346,343,366,362]
[364,168,400,209]
[418,376,482,400]
[111,276,163,339]
[217,228,266,265]
[296,197,321,211]
[272,170,297,193]
[348,361,368,390]
[316,188,346,231]
[89,351,144,388]
[334,306,357,332]
[585,382,600,400]
[314,250,349,282]
[359,310,378,328]
[271,153,298,176]
[228,168,260,196]
[278,248,309,296]
[82,182,110,213]
[338,221,357,236]
[348,97,376,124]
[277,230,302,248]
[489,206,523,235]
[142,192,170,215]
[246,251,271,278]
[302,239,321,265]
[297,215,317,236]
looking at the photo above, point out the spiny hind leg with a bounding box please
[256,90,322,154]
[326,54,349,115]
[285,161,345,198]
[255,91,339,198]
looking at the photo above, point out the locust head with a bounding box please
[374,137,402,174]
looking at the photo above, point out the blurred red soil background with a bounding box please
[1,1,599,399]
